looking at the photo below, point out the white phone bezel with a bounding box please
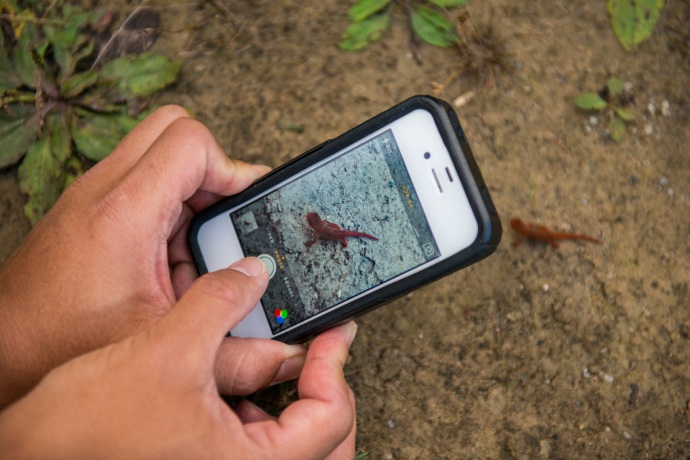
[195,108,478,339]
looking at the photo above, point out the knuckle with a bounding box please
[152,104,189,121]
[85,181,135,230]
[166,117,215,152]
[218,346,269,394]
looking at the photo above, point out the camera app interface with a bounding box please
[230,129,440,334]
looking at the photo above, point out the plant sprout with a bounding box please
[576,76,636,143]
[340,0,468,63]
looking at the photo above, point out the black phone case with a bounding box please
[188,95,502,343]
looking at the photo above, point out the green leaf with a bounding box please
[63,154,84,191]
[60,70,99,99]
[47,112,73,163]
[0,104,39,168]
[99,52,180,98]
[607,76,624,98]
[12,1,45,14]
[44,13,95,80]
[17,138,63,224]
[427,0,469,7]
[0,51,23,91]
[13,22,42,88]
[411,7,456,47]
[340,14,391,51]
[348,0,391,22]
[610,116,626,142]
[277,119,304,133]
[74,83,124,113]
[575,93,608,111]
[607,0,664,51]
[614,107,636,122]
[71,111,138,161]
[416,7,454,32]
[44,24,78,80]
[69,40,95,71]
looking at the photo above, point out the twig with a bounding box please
[41,0,60,18]
[208,0,241,25]
[0,14,64,25]
[400,2,423,65]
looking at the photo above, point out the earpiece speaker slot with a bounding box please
[432,169,443,193]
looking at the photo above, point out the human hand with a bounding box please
[0,106,304,407]
[0,259,357,459]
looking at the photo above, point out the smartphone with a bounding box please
[188,95,501,343]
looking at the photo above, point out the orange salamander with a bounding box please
[510,218,601,248]
[304,212,378,248]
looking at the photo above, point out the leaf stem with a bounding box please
[1,94,37,104]
[0,14,65,25]
[42,0,60,18]
[399,1,422,65]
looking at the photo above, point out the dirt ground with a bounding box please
[1,0,689,458]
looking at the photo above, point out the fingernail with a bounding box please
[270,355,306,385]
[228,257,267,277]
[253,164,272,175]
[343,321,358,348]
[284,343,307,359]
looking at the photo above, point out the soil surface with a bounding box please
[2,1,689,458]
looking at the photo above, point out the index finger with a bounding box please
[243,323,357,459]
[84,105,190,187]
[113,117,266,235]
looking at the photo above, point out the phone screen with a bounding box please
[229,129,440,334]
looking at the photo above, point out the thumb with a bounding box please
[157,257,268,359]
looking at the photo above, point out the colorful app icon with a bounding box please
[274,308,288,325]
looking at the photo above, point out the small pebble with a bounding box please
[583,367,591,379]
[603,374,614,383]
[624,81,634,93]
[584,124,593,134]
[453,90,476,108]
[589,116,598,126]
[668,187,675,197]
[387,419,396,429]
[542,283,550,292]
[624,432,632,440]
[648,98,656,116]
[644,124,653,135]
[659,176,669,186]
[661,100,671,117]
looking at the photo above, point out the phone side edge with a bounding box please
[417,95,502,248]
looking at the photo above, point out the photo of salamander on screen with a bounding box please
[304,212,378,248]
[230,129,441,330]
